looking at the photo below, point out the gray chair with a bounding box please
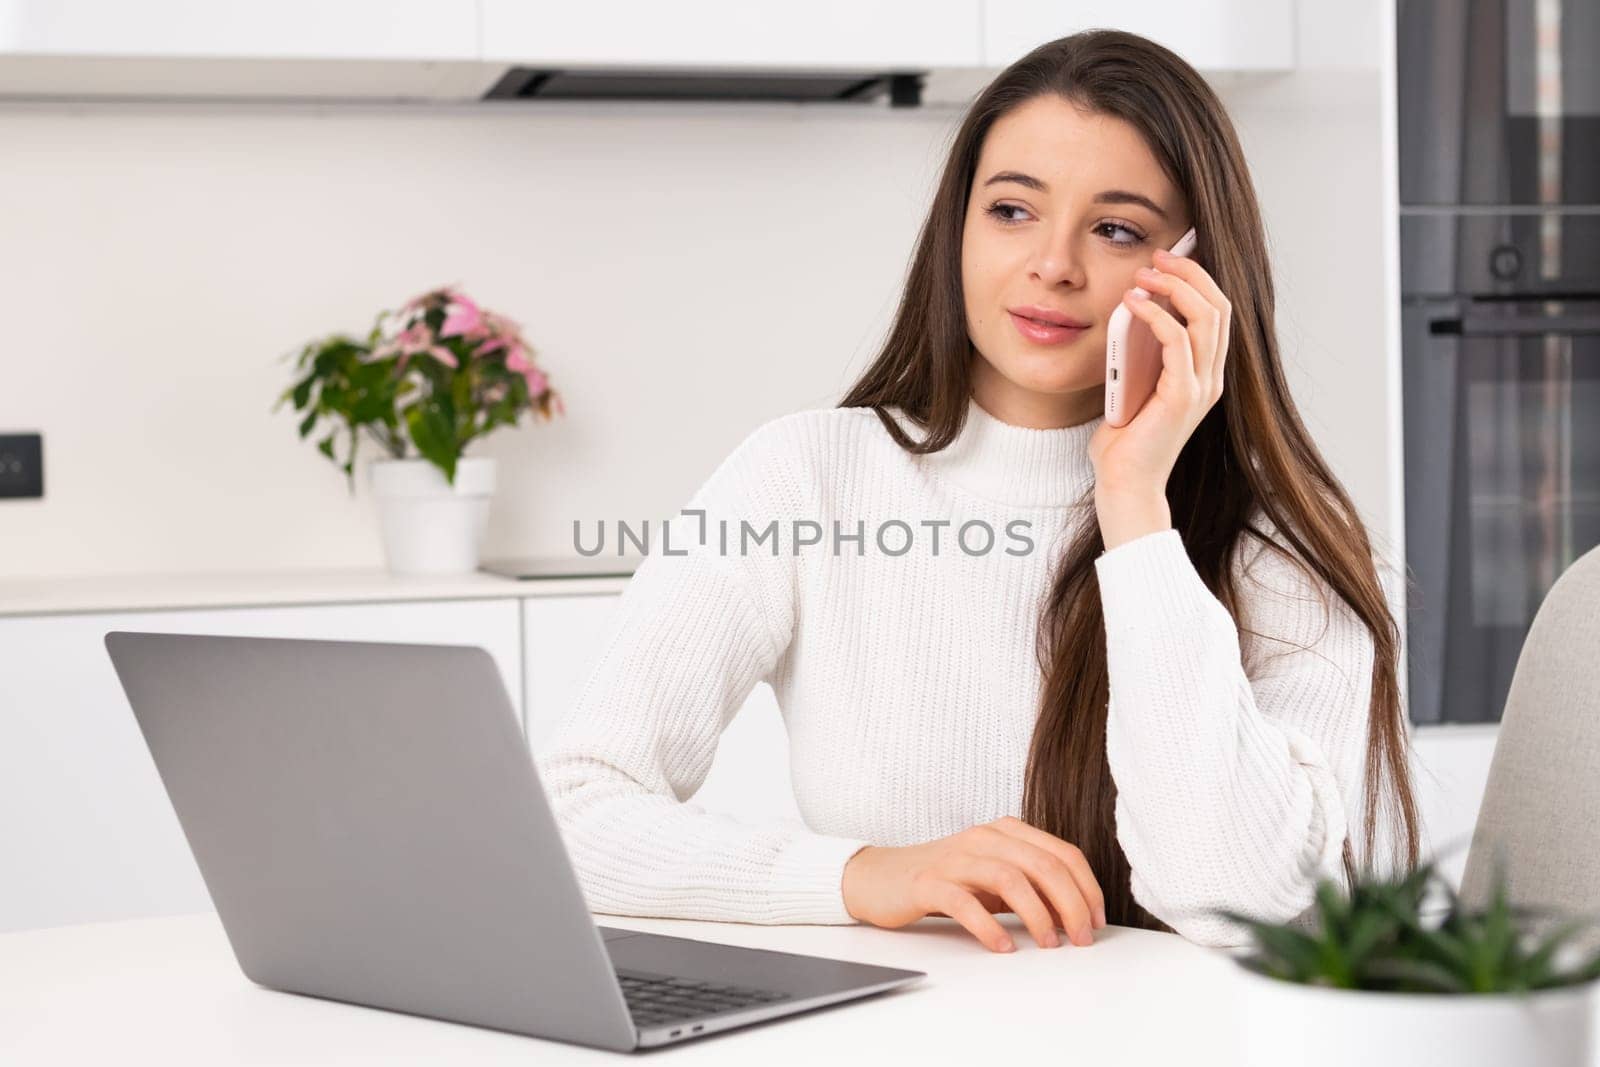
[1460,542,1600,931]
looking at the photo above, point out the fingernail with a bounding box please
[1044,930,1061,948]
[1127,289,1148,300]
[1000,937,1016,953]
[1135,266,1159,279]
[1095,906,1107,927]
[1153,248,1172,260]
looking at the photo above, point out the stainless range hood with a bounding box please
[484,67,927,107]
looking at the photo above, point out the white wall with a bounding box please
[0,13,1406,580]
[0,99,953,576]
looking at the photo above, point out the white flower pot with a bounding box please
[368,456,497,575]
[1233,962,1597,1067]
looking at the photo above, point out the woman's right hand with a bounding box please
[840,816,1107,953]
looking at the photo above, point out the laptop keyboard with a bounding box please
[616,969,792,1028]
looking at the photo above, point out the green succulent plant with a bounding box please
[1220,857,1600,994]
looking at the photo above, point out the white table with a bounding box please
[3,910,1247,1065]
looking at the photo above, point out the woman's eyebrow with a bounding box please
[980,170,1170,221]
[982,169,1051,193]
[1093,189,1170,220]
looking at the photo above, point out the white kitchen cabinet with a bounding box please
[520,593,624,753]
[982,0,1295,73]
[0,0,1299,107]
[1411,725,1499,888]
[522,595,803,824]
[0,0,477,60]
[481,0,984,70]
[0,598,521,933]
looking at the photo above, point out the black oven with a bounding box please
[1398,1,1600,724]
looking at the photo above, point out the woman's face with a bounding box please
[961,94,1191,425]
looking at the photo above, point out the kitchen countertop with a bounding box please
[0,565,634,618]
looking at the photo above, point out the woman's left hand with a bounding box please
[1090,247,1233,549]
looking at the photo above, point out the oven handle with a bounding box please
[1431,314,1600,336]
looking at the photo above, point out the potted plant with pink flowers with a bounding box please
[276,286,563,575]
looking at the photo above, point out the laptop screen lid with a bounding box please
[104,630,638,1052]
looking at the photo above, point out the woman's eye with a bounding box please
[984,202,1030,225]
[1095,221,1147,247]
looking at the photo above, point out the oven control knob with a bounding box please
[1489,244,1523,281]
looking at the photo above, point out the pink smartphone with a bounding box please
[1104,226,1199,427]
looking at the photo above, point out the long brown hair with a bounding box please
[838,30,1419,930]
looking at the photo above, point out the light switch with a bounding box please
[0,433,43,499]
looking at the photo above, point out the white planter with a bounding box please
[368,456,497,576]
[1233,962,1597,1067]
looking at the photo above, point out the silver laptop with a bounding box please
[104,631,923,1052]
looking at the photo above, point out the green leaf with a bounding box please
[1384,895,1473,974]
[1345,910,1397,969]
[1316,880,1350,932]
[1479,874,1516,991]
[342,417,360,482]
[405,401,457,484]
[1519,919,1591,989]
[1363,957,1469,994]
[1569,949,1600,985]
[451,359,472,418]
[1240,923,1323,980]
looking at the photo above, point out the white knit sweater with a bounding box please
[536,395,1381,947]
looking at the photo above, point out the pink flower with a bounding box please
[366,288,547,383]
[470,312,516,354]
[372,322,458,370]
[505,343,547,394]
[439,293,485,340]
[484,309,523,335]
[400,285,452,313]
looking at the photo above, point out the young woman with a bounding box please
[536,30,1420,952]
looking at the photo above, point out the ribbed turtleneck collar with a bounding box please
[894,395,1103,509]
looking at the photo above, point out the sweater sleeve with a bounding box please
[534,416,872,925]
[1093,522,1375,947]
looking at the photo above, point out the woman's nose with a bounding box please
[1028,232,1086,287]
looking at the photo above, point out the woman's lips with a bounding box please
[1009,311,1089,345]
